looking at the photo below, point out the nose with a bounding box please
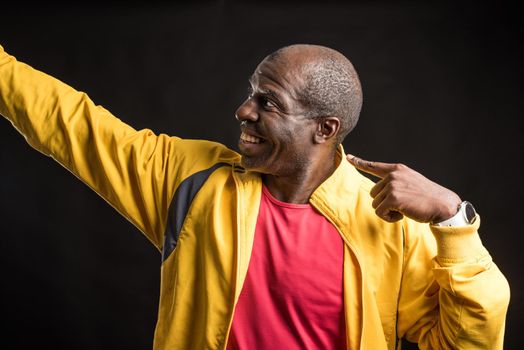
[235,98,259,123]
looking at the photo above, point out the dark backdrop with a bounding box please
[1,1,521,349]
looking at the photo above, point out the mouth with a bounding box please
[240,131,265,144]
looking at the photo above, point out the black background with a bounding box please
[1,1,521,349]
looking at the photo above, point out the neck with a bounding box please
[263,150,339,204]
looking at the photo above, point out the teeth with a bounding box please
[241,132,262,144]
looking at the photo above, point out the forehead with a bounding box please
[250,58,307,98]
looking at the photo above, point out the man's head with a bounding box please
[235,44,362,175]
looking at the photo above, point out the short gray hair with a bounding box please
[268,44,363,144]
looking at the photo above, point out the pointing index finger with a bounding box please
[346,154,397,179]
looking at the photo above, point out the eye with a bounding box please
[246,86,279,110]
[261,97,276,109]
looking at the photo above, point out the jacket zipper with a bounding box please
[222,167,243,349]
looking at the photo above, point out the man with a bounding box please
[0,43,509,349]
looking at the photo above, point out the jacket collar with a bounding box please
[310,144,367,222]
[235,143,369,237]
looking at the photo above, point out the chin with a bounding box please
[240,155,270,174]
[240,155,257,170]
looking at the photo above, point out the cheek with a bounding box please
[280,125,312,148]
[270,134,309,164]
[265,119,314,155]
[274,124,298,143]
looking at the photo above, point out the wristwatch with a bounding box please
[433,201,477,227]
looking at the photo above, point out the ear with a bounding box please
[313,117,340,144]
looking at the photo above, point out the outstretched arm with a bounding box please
[347,154,510,349]
[0,45,235,250]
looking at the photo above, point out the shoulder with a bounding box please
[160,136,241,165]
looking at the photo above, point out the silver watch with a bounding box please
[433,201,477,227]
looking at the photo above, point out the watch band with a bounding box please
[433,201,477,227]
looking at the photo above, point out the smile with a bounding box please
[240,132,263,144]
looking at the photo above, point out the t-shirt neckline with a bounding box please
[262,185,312,209]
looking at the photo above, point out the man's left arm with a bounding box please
[347,154,510,349]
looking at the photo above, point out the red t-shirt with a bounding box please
[226,185,346,350]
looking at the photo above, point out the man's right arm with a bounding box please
[0,45,238,250]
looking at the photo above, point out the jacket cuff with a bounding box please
[429,215,489,264]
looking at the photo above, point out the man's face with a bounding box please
[235,57,317,176]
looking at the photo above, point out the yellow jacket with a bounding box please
[0,45,510,349]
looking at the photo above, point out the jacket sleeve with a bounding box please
[0,45,237,251]
[396,216,510,349]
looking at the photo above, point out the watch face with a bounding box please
[464,202,476,223]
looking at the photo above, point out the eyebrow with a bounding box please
[248,77,284,103]
[260,88,280,101]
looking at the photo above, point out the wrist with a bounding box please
[430,193,462,224]
[432,201,477,227]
